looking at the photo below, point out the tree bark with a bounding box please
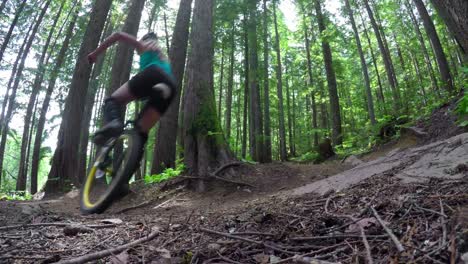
[151,0,193,174]
[225,25,235,140]
[430,0,468,56]
[406,0,440,94]
[363,0,400,112]
[163,12,170,53]
[217,43,225,123]
[17,0,65,191]
[77,19,114,181]
[262,0,272,162]
[30,9,79,194]
[344,0,376,125]
[247,0,264,162]
[314,0,342,145]
[241,15,249,159]
[182,0,234,192]
[44,0,113,194]
[0,0,27,65]
[413,0,454,92]
[302,7,319,147]
[273,0,287,159]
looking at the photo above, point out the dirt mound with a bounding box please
[416,97,467,143]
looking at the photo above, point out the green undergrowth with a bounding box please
[455,91,468,127]
[0,190,33,201]
[144,163,185,184]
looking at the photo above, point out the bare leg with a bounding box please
[138,106,161,134]
[110,82,136,105]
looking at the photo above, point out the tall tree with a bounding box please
[17,0,65,192]
[247,0,264,162]
[152,0,193,174]
[44,0,113,194]
[363,0,400,112]
[0,0,26,64]
[30,10,79,194]
[225,25,235,139]
[345,0,376,125]
[262,0,272,162]
[241,14,249,159]
[430,0,468,55]
[0,0,51,191]
[301,4,319,147]
[272,0,287,160]
[314,0,342,145]
[182,0,234,192]
[413,0,453,92]
[405,0,440,93]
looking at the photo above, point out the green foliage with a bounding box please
[0,191,33,201]
[455,92,468,127]
[290,151,320,163]
[144,163,185,184]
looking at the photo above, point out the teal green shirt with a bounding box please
[139,51,173,78]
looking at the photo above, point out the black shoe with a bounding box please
[93,120,124,145]
[93,98,124,146]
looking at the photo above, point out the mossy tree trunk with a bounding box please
[182,0,234,192]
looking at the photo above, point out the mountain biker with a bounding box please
[87,32,175,193]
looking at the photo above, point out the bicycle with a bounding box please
[80,121,144,214]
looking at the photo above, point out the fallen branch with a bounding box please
[57,229,159,264]
[370,207,405,253]
[199,227,296,254]
[0,223,115,232]
[290,234,387,241]
[212,162,242,176]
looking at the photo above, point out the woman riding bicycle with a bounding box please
[87,32,175,194]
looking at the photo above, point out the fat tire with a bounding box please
[80,130,143,214]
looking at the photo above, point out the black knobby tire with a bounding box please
[80,130,143,214]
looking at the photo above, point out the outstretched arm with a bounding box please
[88,32,143,63]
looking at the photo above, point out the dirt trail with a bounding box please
[1,104,467,263]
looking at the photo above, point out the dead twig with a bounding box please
[57,229,159,264]
[216,252,243,264]
[199,227,296,255]
[0,223,115,232]
[370,207,405,253]
[290,234,387,241]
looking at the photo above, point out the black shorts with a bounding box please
[128,65,176,114]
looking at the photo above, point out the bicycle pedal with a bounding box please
[96,169,105,179]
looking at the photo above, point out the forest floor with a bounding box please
[0,99,467,264]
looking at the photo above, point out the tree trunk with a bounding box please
[182,0,234,192]
[430,0,468,56]
[241,15,249,159]
[0,0,26,64]
[406,0,440,94]
[413,0,454,92]
[44,0,113,194]
[273,1,287,160]
[151,0,192,174]
[163,12,170,54]
[344,0,376,125]
[359,12,386,114]
[0,0,51,191]
[0,0,7,15]
[363,0,400,112]
[77,19,114,181]
[285,72,295,156]
[262,0,272,162]
[17,0,65,191]
[247,0,264,162]
[30,9,79,195]
[225,25,235,140]
[217,43,225,123]
[314,0,342,145]
[302,8,319,147]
